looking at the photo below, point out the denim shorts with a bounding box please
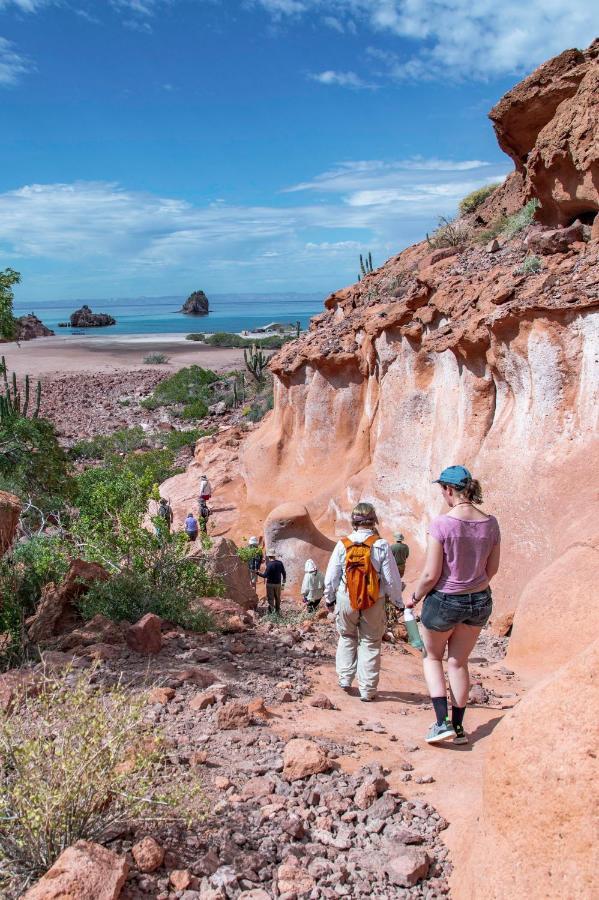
[421,588,492,632]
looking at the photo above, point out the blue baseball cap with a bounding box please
[433,465,472,487]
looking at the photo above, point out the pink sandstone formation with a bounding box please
[161,40,599,900]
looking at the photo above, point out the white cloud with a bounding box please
[0,36,31,85]
[309,69,374,89]
[254,0,599,80]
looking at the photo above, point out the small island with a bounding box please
[14,313,54,341]
[58,304,116,328]
[180,290,209,316]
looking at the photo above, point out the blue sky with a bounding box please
[0,1,597,301]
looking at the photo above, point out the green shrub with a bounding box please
[186,333,205,341]
[9,535,71,610]
[459,183,500,216]
[143,352,170,364]
[160,428,212,451]
[515,254,542,275]
[70,426,149,461]
[79,544,219,632]
[426,216,471,249]
[178,399,209,420]
[502,199,539,239]
[244,391,274,423]
[142,366,219,415]
[203,332,289,350]
[0,670,204,884]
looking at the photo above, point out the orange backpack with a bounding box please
[342,535,381,611]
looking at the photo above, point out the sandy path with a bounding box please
[1,335,245,376]
[268,620,521,899]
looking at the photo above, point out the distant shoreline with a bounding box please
[1,333,248,377]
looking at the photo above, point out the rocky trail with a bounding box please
[17,590,520,900]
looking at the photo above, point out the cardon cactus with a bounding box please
[0,356,42,422]
[244,345,268,383]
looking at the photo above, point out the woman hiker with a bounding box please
[184,511,199,542]
[407,466,501,745]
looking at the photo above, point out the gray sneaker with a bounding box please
[425,719,456,743]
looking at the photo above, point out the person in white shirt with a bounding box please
[301,559,325,613]
[198,475,212,503]
[324,502,403,702]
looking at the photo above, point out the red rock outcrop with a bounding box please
[465,639,599,899]
[26,559,110,644]
[490,40,599,225]
[0,490,20,556]
[264,503,335,587]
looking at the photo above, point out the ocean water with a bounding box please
[14,293,324,336]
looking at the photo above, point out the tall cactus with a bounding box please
[0,356,42,422]
[359,252,374,279]
[244,344,267,383]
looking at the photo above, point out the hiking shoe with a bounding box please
[425,719,456,743]
[339,684,352,693]
[360,695,375,703]
[453,724,469,745]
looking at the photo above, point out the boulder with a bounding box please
[23,840,128,900]
[264,502,336,589]
[0,490,20,556]
[526,221,585,254]
[465,639,599,899]
[27,559,110,644]
[132,836,165,873]
[0,668,40,713]
[14,313,54,340]
[181,290,209,315]
[198,596,254,633]
[507,539,599,679]
[126,613,162,655]
[202,537,258,610]
[283,738,331,781]
[58,614,125,650]
[277,858,316,895]
[216,700,250,730]
[383,848,430,887]
[64,305,116,328]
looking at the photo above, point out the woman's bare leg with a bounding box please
[446,624,482,707]
[421,625,453,698]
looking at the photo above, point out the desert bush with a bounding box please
[159,427,212,451]
[515,254,542,275]
[141,365,219,415]
[143,352,170,364]
[70,425,149,460]
[426,216,471,249]
[7,535,71,610]
[186,333,205,341]
[501,199,539,239]
[204,332,289,350]
[0,670,205,882]
[459,183,500,216]
[245,390,274,423]
[177,398,209,420]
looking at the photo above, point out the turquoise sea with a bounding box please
[13,293,324,336]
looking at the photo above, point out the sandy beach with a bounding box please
[2,334,246,377]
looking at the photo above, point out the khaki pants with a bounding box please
[335,587,386,698]
[266,583,282,613]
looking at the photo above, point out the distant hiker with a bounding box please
[184,512,199,542]
[301,559,325,613]
[324,502,403,702]
[156,497,173,535]
[390,532,410,577]
[407,466,500,745]
[247,536,263,587]
[198,475,212,503]
[198,499,211,533]
[257,549,286,614]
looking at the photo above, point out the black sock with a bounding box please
[452,705,466,728]
[431,696,448,726]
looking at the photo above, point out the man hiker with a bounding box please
[184,511,199,542]
[156,497,173,535]
[198,475,212,503]
[198,499,211,534]
[390,532,410,577]
[247,536,263,586]
[257,549,286,614]
[301,559,325,613]
[324,502,403,702]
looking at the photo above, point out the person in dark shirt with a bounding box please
[257,549,286,614]
[390,532,410,576]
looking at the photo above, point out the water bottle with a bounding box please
[404,607,424,650]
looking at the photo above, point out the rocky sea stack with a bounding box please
[59,305,116,328]
[180,290,209,316]
[14,314,54,341]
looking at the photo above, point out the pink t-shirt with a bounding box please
[428,514,500,594]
